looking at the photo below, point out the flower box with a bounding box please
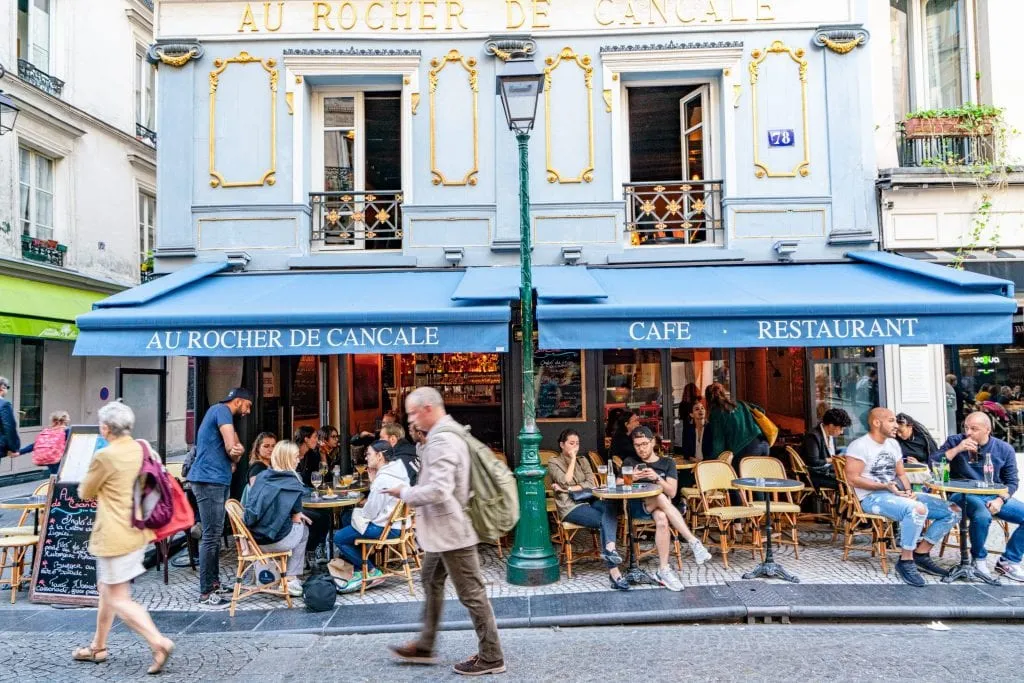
[903,115,995,139]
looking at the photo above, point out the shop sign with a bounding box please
[160,0,854,38]
[143,326,442,352]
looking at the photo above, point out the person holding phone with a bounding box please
[547,429,627,590]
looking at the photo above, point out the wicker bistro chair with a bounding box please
[355,500,418,596]
[539,450,559,466]
[586,450,604,471]
[223,499,293,616]
[694,461,764,568]
[679,452,732,533]
[0,534,39,603]
[739,457,802,559]
[786,446,839,528]
[555,516,603,578]
[0,481,49,538]
[831,457,896,575]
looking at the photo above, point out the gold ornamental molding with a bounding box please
[544,47,594,184]
[428,49,479,187]
[147,41,204,68]
[812,25,870,56]
[749,40,809,179]
[208,51,278,188]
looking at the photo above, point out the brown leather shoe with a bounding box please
[453,655,506,676]
[388,642,438,665]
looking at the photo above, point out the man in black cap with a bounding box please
[187,387,252,607]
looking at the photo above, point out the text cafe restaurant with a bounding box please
[72,0,1017,466]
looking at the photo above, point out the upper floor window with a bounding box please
[135,49,156,135]
[17,0,52,70]
[890,0,970,119]
[19,147,54,241]
[139,191,156,264]
[623,84,722,246]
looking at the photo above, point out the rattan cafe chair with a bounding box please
[694,460,763,568]
[739,456,802,559]
[223,499,293,616]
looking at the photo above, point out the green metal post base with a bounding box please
[506,429,560,586]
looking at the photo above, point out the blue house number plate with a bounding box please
[768,129,795,147]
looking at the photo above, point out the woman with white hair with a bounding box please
[75,401,174,674]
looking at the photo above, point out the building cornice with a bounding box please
[0,256,128,295]
[600,39,743,53]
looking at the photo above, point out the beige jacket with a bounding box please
[400,414,478,552]
[546,452,598,520]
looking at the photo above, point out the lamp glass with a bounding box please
[0,93,19,135]
[498,72,543,134]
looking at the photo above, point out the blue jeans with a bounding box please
[950,494,1024,563]
[45,463,59,475]
[563,500,619,567]
[192,482,228,594]
[333,523,399,572]
[861,491,960,551]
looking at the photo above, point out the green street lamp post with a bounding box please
[497,59,560,586]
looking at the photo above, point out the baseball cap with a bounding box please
[630,426,654,440]
[220,387,254,403]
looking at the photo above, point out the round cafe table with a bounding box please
[0,495,48,534]
[303,493,362,559]
[592,482,662,585]
[732,478,805,583]
[672,457,698,471]
[903,462,931,487]
[927,479,1009,586]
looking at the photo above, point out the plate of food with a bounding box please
[321,493,339,500]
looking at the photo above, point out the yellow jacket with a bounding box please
[78,435,154,557]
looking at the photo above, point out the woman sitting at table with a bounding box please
[608,411,640,464]
[332,440,409,594]
[247,432,277,488]
[895,413,937,464]
[244,441,311,598]
[678,400,714,487]
[547,429,627,590]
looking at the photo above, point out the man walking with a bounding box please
[0,377,20,459]
[187,387,252,606]
[385,387,504,676]
[932,411,1024,582]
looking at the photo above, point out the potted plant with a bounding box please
[903,103,1002,139]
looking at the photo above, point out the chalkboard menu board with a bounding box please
[29,425,105,606]
[536,350,586,421]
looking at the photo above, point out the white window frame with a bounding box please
[19,146,56,241]
[17,0,54,71]
[139,190,156,263]
[135,46,156,132]
[893,0,977,114]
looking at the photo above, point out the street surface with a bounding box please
[0,622,1016,682]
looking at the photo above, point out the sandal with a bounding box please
[147,640,175,675]
[72,646,109,663]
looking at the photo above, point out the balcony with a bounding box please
[21,234,66,267]
[310,191,403,250]
[624,180,724,246]
[17,59,64,98]
[136,123,157,146]
[897,129,995,168]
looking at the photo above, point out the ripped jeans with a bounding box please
[860,491,960,551]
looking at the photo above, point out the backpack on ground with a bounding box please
[302,573,337,612]
[435,423,519,543]
[31,426,67,467]
[132,440,175,530]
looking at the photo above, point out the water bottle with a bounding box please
[983,452,995,487]
[332,465,342,491]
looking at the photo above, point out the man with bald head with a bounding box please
[933,411,1023,582]
[845,407,959,587]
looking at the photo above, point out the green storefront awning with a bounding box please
[0,275,109,341]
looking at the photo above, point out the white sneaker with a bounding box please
[689,539,711,565]
[973,560,996,582]
[287,579,304,597]
[996,558,1024,583]
[656,567,685,592]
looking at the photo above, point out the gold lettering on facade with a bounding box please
[757,1,775,20]
[419,0,437,29]
[338,1,358,29]
[594,0,614,25]
[506,0,525,29]
[649,0,667,23]
[445,0,467,29]
[676,1,695,23]
[238,3,258,31]
[391,0,413,29]
[366,0,385,28]
[620,0,641,25]
[703,0,723,22]
[312,1,333,30]
[729,0,748,20]
[533,0,551,28]
[263,2,284,30]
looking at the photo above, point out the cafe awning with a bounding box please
[536,251,1017,349]
[74,265,511,357]
[0,275,108,341]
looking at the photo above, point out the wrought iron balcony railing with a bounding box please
[17,59,64,98]
[136,123,157,146]
[21,234,67,267]
[896,129,995,168]
[624,180,724,246]
[310,191,403,250]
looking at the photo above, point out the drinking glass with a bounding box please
[597,465,609,487]
[622,466,634,487]
[310,471,322,499]
[342,474,354,488]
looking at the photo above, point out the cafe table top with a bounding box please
[732,477,804,494]
[0,495,48,510]
[926,479,1009,496]
[672,457,698,470]
[302,493,363,509]
[592,482,662,500]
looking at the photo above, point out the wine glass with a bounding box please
[310,471,323,499]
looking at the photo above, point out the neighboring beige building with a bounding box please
[0,0,187,477]
[871,0,1024,448]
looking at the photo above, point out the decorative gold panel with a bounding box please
[544,47,594,184]
[749,40,809,179]
[428,50,479,186]
[209,51,278,188]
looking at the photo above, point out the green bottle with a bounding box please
[942,455,950,483]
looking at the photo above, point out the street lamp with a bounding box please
[497,58,559,586]
[0,65,20,135]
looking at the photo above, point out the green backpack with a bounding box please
[435,423,519,543]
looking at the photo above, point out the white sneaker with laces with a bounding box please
[973,559,996,581]
[287,579,304,597]
[656,566,685,591]
[689,539,711,565]
[996,558,1024,582]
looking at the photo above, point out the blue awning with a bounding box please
[452,266,607,302]
[74,269,510,357]
[537,253,1017,349]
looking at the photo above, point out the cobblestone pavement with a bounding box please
[0,622,1018,682]
[1,519,1012,610]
